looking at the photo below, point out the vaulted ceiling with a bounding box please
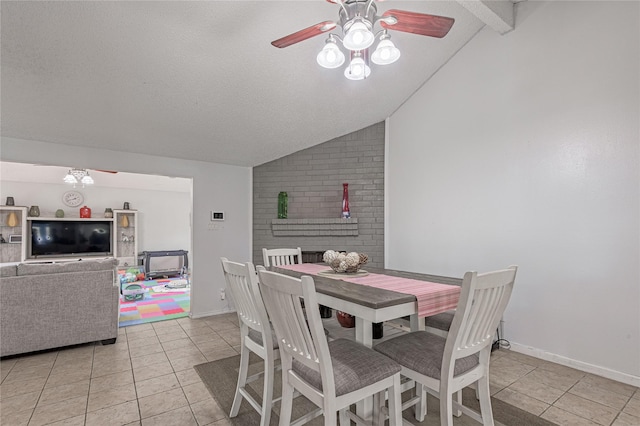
[1,1,514,167]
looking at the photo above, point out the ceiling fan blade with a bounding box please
[380,10,454,38]
[271,21,337,48]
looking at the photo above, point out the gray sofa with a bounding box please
[0,258,120,357]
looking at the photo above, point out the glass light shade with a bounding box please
[64,173,77,183]
[371,38,401,65]
[344,56,371,80]
[343,20,374,51]
[317,41,345,69]
[81,175,94,185]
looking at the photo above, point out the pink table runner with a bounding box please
[278,264,460,318]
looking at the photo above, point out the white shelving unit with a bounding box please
[0,206,28,263]
[113,209,138,267]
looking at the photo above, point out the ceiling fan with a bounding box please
[271,0,454,80]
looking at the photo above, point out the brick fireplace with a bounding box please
[252,122,385,268]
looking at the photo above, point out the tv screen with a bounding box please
[30,220,113,257]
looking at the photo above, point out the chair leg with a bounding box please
[279,374,295,426]
[415,382,426,422]
[324,408,338,426]
[338,408,350,425]
[388,375,403,426]
[230,343,250,417]
[260,352,275,426]
[477,376,495,426]
[439,389,454,426]
[454,389,462,417]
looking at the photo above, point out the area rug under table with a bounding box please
[119,278,190,327]
[194,354,558,426]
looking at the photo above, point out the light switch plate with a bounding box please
[211,211,224,221]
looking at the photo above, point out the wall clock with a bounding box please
[62,190,84,207]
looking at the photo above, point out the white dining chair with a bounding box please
[256,267,403,426]
[220,258,279,426]
[374,266,518,426]
[425,310,455,338]
[262,247,303,267]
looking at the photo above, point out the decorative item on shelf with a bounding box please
[341,183,350,218]
[104,208,113,218]
[277,192,288,219]
[123,202,130,210]
[336,311,355,328]
[120,214,129,228]
[79,205,92,218]
[6,212,19,227]
[323,249,368,273]
[5,197,15,206]
[55,209,65,218]
[28,205,40,217]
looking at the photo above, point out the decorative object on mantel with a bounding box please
[55,209,65,218]
[28,205,40,217]
[5,197,15,206]
[341,183,350,218]
[123,202,130,210]
[277,192,288,219]
[6,212,19,227]
[80,205,92,218]
[104,208,113,218]
[120,214,129,228]
[323,249,368,273]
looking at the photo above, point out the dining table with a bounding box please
[269,263,463,420]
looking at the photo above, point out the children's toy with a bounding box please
[122,283,148,301]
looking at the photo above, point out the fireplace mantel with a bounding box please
[271,218,358,237]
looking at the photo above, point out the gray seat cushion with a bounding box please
[374,331,478,380]
[292,338,401,396]
[425,310,455,332]
[248,327,279,349]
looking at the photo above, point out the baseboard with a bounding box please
[189,308,235,319]
[510,342,640,387]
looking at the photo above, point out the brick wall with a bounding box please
[253,122,385,267]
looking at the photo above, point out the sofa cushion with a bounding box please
[17,258,118,276]
[1,265,17,277]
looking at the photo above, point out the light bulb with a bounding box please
[317,38,345,69]
[344,56,371,81]
[343,20,374,51]
[371,37,401,65]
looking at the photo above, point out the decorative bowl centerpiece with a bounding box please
[322,250,368,274]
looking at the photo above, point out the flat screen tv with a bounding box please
[30,220,113,258]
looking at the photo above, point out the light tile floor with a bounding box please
[1,313,638,426]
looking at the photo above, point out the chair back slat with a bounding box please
[262,247,303,267]
[220,258,267,334]
[257,269,335,390]
[447,266,517,360]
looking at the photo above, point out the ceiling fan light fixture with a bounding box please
[371,36,401,65]
[343,19,374,51]
[317,37,345,69]
[344,55,371,81]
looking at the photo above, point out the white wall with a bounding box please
[387,1,639,383]
[1,137,252,318]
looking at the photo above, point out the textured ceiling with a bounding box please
[1,1,503,167]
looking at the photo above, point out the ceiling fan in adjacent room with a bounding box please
[271,0,455,80]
